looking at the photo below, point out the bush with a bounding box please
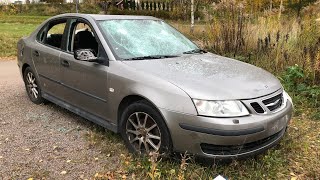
[280,65,320,118]
[0,3,101,16]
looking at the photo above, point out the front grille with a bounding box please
[250,102,265,113]
[262,93,283,111]
[200,129,283,156]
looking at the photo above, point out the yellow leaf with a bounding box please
[60,171,67,175]
[291,177,297,180]
[27,178,33,180]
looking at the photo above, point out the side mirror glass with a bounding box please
[74,49,100,62]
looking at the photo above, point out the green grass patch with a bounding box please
[0,15,49,24]
[0,15,50,57]
[0,22,38,57]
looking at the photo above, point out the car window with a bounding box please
[98,20,198,60]
[38,20,67,49]
[68,21,99,56]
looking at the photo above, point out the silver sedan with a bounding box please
[17,13,293,159]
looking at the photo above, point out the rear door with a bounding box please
[59,18,110,120]
[32,19,68,99]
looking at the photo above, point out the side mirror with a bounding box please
[74,49,103,63]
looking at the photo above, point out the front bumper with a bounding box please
[159,100,293,159]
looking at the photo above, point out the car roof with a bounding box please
[51,13,160,21]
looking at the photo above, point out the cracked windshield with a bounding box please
[99,20,198,60]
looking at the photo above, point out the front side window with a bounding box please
[98,20,198,60]
[38,20,67,49]
[68,21,99,56]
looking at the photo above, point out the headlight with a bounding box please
[192,99,249,117]
[283,90,293,106]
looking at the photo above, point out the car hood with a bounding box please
[122,53,282,100]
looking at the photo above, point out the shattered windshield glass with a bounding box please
[98,20,198,60]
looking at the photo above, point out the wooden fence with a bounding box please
[115,0,175,11]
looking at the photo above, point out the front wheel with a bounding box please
[120,100,172,155]
[23,67,45,104]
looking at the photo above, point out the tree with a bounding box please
[287,0,318,16]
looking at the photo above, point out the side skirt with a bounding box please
[42,92,118,133]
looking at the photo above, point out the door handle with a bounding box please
[61,60,70,67]
[33,50,40,57]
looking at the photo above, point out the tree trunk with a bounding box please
[190,0,194,33]
[278,0,283,20]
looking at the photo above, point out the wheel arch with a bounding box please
[22,63,30,75]
[117,94,172,140]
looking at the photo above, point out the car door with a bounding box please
[32,18,68,99]
[59,18,110,120]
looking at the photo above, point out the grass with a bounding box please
[0,15,50,57]
[88,114,320,179]
[0,15,49,24]
[0,22,38,57]
[0,14,319,179]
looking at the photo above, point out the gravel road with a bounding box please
[0,60,120,179]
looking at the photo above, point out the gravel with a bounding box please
[0,60,120,179]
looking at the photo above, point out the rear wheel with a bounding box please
[23,67,44,104]
[120,100,172,155]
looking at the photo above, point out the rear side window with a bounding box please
[37,19,67,49]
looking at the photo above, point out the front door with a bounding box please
[59,19,110,120]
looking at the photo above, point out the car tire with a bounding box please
[23,67,45,104]
[120,100,172,155]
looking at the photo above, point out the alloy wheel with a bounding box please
[126,112,161,153]
[26,72,39,99]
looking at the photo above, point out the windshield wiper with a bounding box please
[183,49,207,54]
[124,55,179,60]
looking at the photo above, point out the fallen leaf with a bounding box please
[290,172,297,180]
[66,159,71,163]
[0,156,3,159]
[39,159,43,163]
[122,175,127,179]
[27,178,33,180]
[25,148,30,151]
[60,171,67,175]
[94,157,98,161]
[107,153,111,157]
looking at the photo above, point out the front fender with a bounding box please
[105,61,197,124]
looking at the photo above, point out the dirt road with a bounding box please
[0,60,120,179]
